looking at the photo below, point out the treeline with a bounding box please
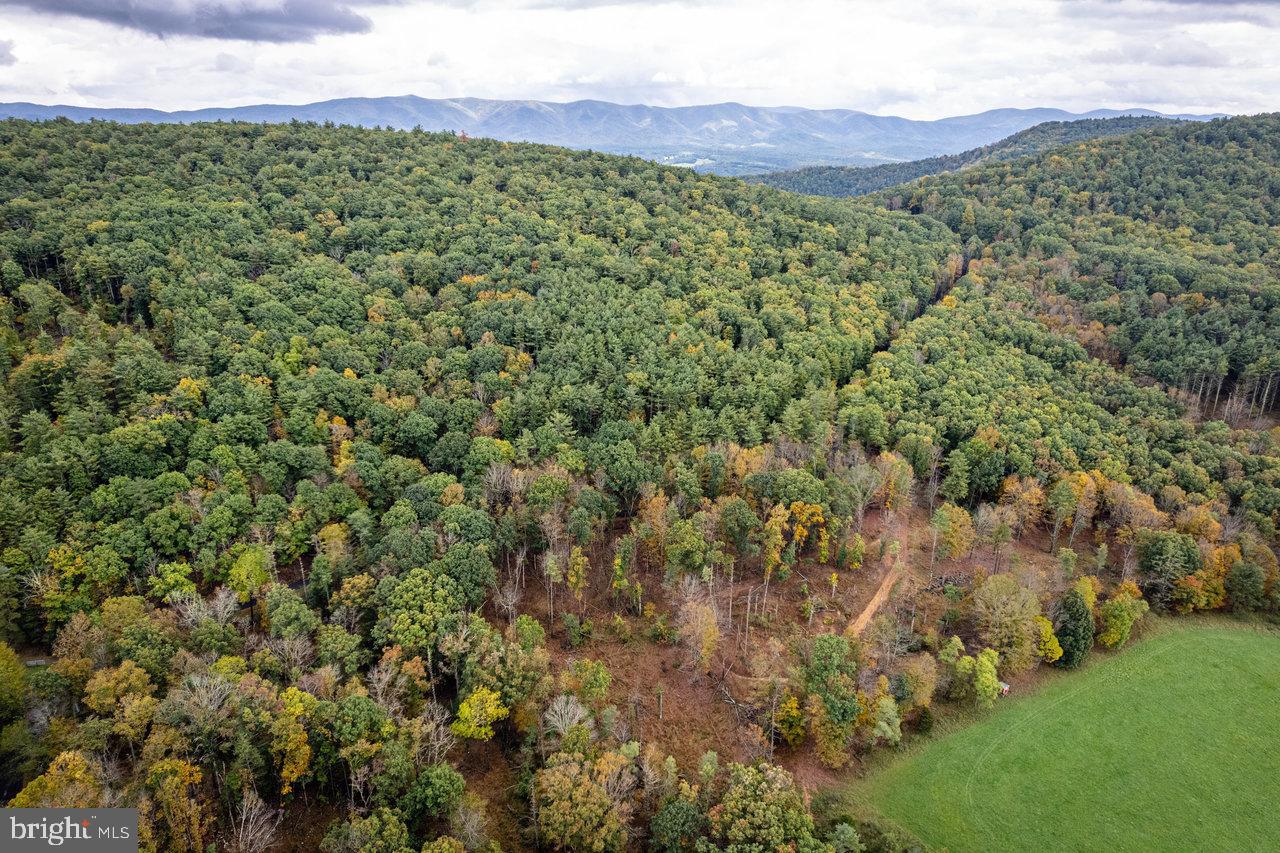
[750,116,1177,197]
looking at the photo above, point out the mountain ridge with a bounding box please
[0,95,1224,174]
[749,115,1185,196]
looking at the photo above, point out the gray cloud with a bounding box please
[0,1,403,43]
[1062,0,1280,25]
[0,39,14,65]
[1088,35,1232,67]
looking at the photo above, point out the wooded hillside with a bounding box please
[0,115,1276,852]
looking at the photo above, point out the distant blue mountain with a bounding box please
[0,96,1224,175]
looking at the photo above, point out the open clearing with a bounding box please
[852,621,1280,853]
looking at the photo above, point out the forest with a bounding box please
[0,113,1276,852]
[751,116,1177,198]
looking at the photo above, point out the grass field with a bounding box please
[849,621,1280,852]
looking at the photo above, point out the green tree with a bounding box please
[804,633,859,729]
[939,451,970,504]
[403,763,465,824]
[1054,589,1095,668]
[0,642,26,723]
[1135,530,1201,612]
[265,584,321,639]
[1096,585,1149,649]
[229,546,271,603]
[650,787,705,852]
[700,763,825,853]
[320,807,412,853]
[1225,561,1265,613]
[973,648,1001,709]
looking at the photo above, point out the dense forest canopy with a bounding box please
[0,114,1277,852]
[751,116,1179,197]
[886,114,1280,412]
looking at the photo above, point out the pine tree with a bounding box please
[1054,589,1095,668]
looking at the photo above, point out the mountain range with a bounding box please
[0,96,1223,175]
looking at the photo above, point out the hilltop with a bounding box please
[750,115,1183,196]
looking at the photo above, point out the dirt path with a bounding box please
[848,563,903,636]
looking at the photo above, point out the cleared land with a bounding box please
[855,622,1280,852]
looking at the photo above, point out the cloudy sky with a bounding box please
[0,0,1276,118]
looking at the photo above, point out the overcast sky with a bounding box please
[0,0,1276,118]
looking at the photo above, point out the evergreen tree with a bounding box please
[1054,590,1095,669]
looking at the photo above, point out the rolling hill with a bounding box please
[0,112,1277,852]
[750,115,1183,196]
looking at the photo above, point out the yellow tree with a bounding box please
[1033,615,1063,663]
[761,504,789,605]
[1175,503,1223,543]
[999,474,1045,539]
[84,659,153,716]
[146,758,210,853]
[788,501,825,555]
[10,751,107,808]
[874,452,914,516]
[566,546,589,611]
[272,687,314,795]
[678,600,720,675]
[932,503,975,579]
[451,687,509,740]
[636,491,670,566]
[1068,470,1107,546]
[534,750,632,852]
[1105,482,1167,576]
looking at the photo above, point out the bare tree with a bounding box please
[170,586,241,630]
[366,658,404,720]
[483,461,514,508]
[207,586,241,625]
[296,665,341,701]
[451,794,489,850]
[844,463,883,532]
[226,787,283,853]
[923,444,944,511]
[494,581,520,625]
[413,702,457,765]
[514,543,529,591]
[167,590,205,628]
[269,635,314,675]
[543,693,591,741]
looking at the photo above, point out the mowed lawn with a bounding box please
[858,622,1280,852]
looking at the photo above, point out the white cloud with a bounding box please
[0,0,1276,117]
